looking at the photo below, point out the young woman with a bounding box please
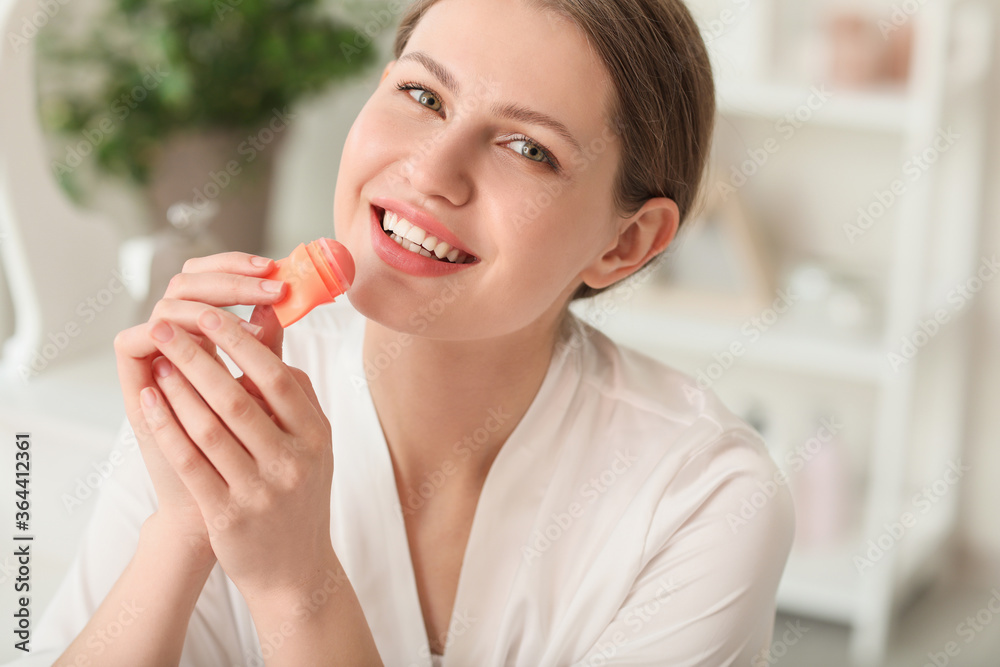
[23,0,794,665]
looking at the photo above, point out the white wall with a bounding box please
[958,4,1000,563]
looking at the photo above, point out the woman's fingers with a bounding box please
[180,251,274,276]
[248,304,284,360]
[234,305,284,407]
[166,250,282,305]
[150,356,259,488]
[117,304,264,368]
[163,271,287,306]
[138,383,229,513]
[147,317,286,459]
[191,309,323,439]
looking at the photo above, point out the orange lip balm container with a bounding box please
[264,238,355,327]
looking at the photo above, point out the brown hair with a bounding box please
[393,0,716,301]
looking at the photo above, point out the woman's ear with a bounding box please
[578,197,679,290]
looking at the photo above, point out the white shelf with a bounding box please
[776,498,952,626]
[616,1,987,664]
[777,533,864,625]
[580,300,887,384]
[717,80,913,134]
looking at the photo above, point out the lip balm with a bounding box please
[264,238,355,327]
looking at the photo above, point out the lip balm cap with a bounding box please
[316,238,355,288]
[267,239,355,328]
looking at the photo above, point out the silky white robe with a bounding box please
[5,298,794,666]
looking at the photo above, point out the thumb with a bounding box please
[249,304,283,359]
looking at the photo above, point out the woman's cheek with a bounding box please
[345,106,401,169]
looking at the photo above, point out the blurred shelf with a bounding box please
[593,3,987,663]
[717,80,913,134]
[580,300,888,384]
[776,507,952,625]
[777,532,864,625]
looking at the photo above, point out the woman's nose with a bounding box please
[402,124,474,206]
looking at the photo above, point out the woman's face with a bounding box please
[334,0,626,341]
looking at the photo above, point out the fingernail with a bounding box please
[251,256,272,268]
[141,387,157,408]
[240,321,264,338]
[151,321,173,342]
[200,310,222,330]
[153,357,173,378]
[261,280,284,294]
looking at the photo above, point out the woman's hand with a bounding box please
[113,252,288,565]
[138,305,336,598]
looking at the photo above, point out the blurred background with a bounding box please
[1,0,998,664]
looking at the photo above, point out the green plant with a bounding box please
[37,0,377,189]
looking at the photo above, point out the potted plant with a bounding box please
[36,0,377,255]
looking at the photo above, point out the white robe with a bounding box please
[5,298,794,666]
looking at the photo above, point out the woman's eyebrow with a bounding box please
[395,50,584,155]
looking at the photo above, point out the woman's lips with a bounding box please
[374,206,477,264]
[369,204,476,277]
[370,196,477,258]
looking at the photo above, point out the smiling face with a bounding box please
[333,0,633,341]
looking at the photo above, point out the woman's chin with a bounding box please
[345,280,431,337]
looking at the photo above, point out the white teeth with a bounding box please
[404,225,426,245]
[380,208,473,264]
[393,216,412,238]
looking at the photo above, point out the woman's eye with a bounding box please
[397,83,442,113]
[508,138,548,164]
